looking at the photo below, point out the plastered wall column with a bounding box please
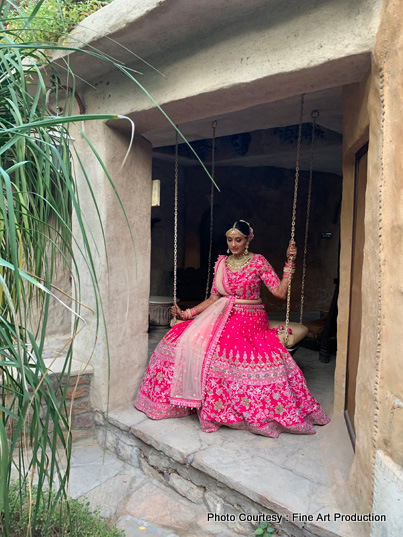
[339,0,403,526]
[72,123,152,411]
[369,0,403,532]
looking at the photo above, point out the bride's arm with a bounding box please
[271,277,290,300]
[271,241,297,300]
[171,294,220,320]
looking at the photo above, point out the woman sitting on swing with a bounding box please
[134,220,329,437]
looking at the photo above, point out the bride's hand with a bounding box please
[286,240,297,261]
[171,303,184,319]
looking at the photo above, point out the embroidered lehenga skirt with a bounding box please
[134,303,329,437]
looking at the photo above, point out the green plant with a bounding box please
[8,0,114,44]
[8,482,125,536]
[254,521,276,536]
[0,3,125,530]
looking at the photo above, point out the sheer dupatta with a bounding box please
[170,257,234,408]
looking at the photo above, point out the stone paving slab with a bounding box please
[121,481,198,531]
[126,411,218,464]
[69,440,126,499]
[81,471,141,518]
[116,515,180,537]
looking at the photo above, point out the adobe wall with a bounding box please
[71,126,152,411]
[337,0,403,522]
[369,0,403,531]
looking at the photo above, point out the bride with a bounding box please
[134,219,329,437]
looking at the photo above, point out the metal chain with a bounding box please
[172,128,179,321]
[205,120,217,299]
[285,94,304,345]
[299,110,319,324]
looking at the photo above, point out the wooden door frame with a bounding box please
[344,141,368,449]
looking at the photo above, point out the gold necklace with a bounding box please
[226,253,251,271]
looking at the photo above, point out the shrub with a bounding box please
[9,0,114,44]
[7,483,125,537]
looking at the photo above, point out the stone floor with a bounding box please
[69,437,226,537]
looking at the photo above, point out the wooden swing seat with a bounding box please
[268,319,309,353]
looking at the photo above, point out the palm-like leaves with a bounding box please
[0,2,130,534]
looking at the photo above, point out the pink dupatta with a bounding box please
[170,257,233,408]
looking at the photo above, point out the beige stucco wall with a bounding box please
[372,0,403,470]
[337,0,403,521]
[72,126,152,411]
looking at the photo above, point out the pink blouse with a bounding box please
[211,254,280,300]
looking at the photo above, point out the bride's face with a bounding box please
[226,231,248,255]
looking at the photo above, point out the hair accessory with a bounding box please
[226,222,247,237]
[239,219,254,241]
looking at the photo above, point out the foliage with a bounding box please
[254,521,276,536]
[0,1,127,535]
[7,483,125,536]
[7,0,114,44]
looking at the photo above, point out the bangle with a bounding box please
[185,308,193,320]
[190,307,197,317]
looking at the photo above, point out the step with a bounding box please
[95,405,359,537]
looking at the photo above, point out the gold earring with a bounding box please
[244,243,249,256]
[227,248,230,254]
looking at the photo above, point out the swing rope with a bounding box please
[284,94,304,346]
[299,110,319,324]
[205,120,217,299]
[172,128,179,322]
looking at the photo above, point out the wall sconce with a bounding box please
[152,179,161,207]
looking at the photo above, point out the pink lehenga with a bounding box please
[134,254,330,437]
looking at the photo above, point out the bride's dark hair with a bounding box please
[226,220,250,237]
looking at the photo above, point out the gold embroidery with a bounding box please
[275,404,285,414]
[241,397,250,408]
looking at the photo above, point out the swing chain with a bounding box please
[285,94,304,345]
[173,128,179,319]
[205,120,217,299]
[299,110,319,324]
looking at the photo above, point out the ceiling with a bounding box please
[151,86,343,175]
